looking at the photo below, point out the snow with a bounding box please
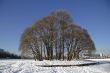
[0,59,110,73]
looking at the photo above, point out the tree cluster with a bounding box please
[0,48,21,59]
[19,10,95,61]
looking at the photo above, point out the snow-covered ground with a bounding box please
[0,59,110,73]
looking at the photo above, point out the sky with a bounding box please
[0,0,110,55]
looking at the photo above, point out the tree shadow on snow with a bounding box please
[96,61,110,65]
[36,61,110,67]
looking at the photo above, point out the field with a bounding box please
[0,59,110,73]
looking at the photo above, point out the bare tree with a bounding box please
[19,10,96,61]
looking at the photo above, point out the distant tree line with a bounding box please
[0,48,21,59]
[19,10,96,61]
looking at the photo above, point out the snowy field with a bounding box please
[0,59,110,73]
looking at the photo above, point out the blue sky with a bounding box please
[0,0,110,55]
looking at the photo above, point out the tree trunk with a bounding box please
[44,46,46,59]
[40,41,43,60]
[59,37,62,60]
[67,46,70,60]
[55,40,58,60]
[62,39,64,60]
